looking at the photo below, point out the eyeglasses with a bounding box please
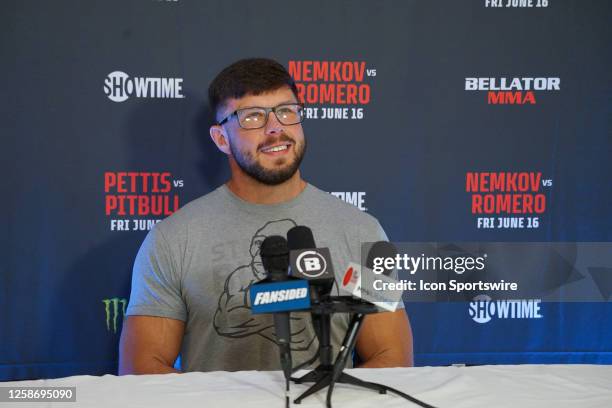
[218,103,305,129]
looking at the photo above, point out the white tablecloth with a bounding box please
[3,365,612,407]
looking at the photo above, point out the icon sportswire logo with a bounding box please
[104,71,184,102]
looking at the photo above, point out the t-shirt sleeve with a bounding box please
[372,219,406,311]
[125,225,187,321]
[374,219,389,242]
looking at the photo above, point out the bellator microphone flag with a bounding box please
[340,262,403,312]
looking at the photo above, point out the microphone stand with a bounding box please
[291,296,437,408]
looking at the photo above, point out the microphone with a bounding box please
[271,235,435,408]
[287,225,315,249]
[287,225,339,369]
[365,241,398,277]
[339,241,404,312]
[287,226,335,297]
[251,235,304,390]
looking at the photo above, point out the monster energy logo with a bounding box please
[102,297,127,333]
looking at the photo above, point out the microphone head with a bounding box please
[260,236,290,279]
[365,241,398,276]
[260,235,289,257]
[287,226,334,296]
[287,225,316,250]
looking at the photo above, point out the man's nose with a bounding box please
[264,110,283,135]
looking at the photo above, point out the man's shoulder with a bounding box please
[153,185,226,236]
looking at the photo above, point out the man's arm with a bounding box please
[118,315,185,374]
[354,309,413,368]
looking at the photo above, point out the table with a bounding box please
[2,365,611,407]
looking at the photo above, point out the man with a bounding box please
[119,58,413,374]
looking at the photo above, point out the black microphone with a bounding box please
[261,235,291,280]
[259,235,293,387]
[287,226,334,297]
[365,241,398,277]
[287,225,316,249]
[286,225,337,368]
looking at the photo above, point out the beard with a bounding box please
[229,133,306,186]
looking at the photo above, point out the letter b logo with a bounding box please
[296,250,327,278]
[304,257,321,271]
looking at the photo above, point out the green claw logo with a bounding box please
[102,298,127,333]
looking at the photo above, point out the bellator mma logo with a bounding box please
[466,171,553,229]
[288,60,375,120]
[104,171,183,231]
[465,77,560,104]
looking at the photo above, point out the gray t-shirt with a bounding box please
[126,183,388,372]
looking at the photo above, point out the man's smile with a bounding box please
[259,142,293,156]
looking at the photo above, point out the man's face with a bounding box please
[218,86,306,185]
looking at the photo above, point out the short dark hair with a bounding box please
[208,58,299,121]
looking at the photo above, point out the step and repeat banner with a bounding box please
[2,0,611,380]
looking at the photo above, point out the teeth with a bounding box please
[262,145,288,152]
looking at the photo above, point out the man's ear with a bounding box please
[209,125,231,155]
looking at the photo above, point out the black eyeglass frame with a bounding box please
[217,103,305,129]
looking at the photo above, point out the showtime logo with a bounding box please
[104,71,184,102]
[465,77,560,104]
[330,191,367,211]
[468,295,543,324]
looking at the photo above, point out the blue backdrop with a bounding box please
[2,0,611,380]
